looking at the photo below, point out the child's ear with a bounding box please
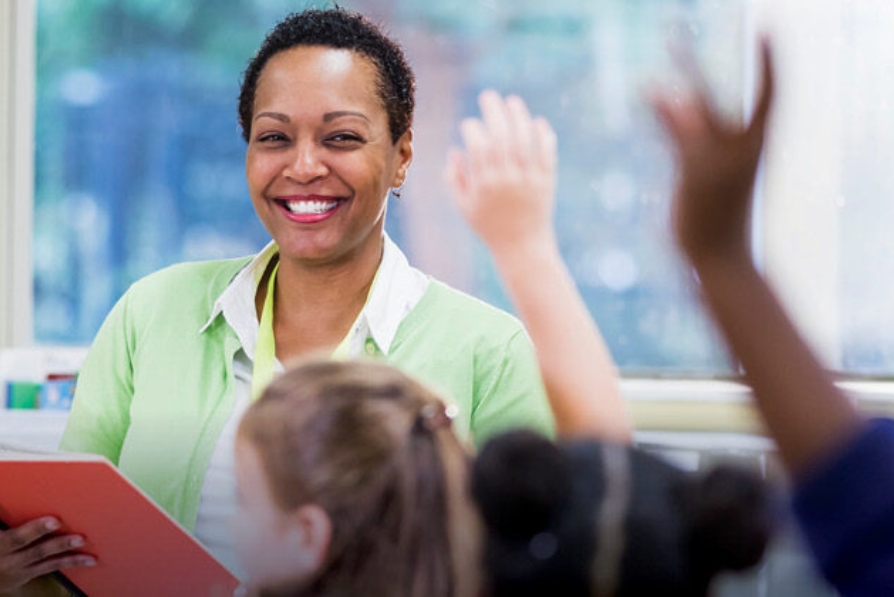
[285,503,333,573]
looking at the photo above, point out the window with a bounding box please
[25,0,748,375]
[4,0,893,378]
[758,1,894,376]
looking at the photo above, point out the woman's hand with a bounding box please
[446,90,558,255]
[0,517,94,594]
[651,39,774,268]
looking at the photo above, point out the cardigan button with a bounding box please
[364,340,377,355]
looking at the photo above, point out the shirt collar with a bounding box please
[199,241,278,361]
[199,234,428,359]
[365,234,429,355]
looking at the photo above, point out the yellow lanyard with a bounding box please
[251,258,381,400]
[251,261,279,401]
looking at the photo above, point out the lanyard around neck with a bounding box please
[251,256,383,400]
[252,261,279,401]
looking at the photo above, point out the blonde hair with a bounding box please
[238,359,481,597]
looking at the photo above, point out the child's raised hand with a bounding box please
[446,90,558,253]
[652,39,775,267]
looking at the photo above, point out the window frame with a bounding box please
[0,0,35,349]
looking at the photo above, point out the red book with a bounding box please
[0,446,241,596]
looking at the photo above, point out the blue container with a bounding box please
[40,376,77,410]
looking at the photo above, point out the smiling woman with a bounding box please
[0,7,555,592]
[245,46,410,280]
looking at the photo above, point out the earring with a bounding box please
[391,177,405,199]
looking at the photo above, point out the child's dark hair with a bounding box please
[238,7,415,144]
[472,430,775,597]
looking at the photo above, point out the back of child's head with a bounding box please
[472,430,774,597]
[238,359,479,597]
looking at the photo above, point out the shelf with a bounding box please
[0,409,69,451]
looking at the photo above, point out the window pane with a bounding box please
[839,3,894,374]
[35,0,747,374]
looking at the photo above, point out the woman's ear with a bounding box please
[392,129,413,187]
[285,503,333,574]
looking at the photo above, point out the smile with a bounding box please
[284,199,339,215]
[274,196,344,223]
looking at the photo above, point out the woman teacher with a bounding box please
[0,8,553,593]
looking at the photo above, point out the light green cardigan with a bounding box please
[59,258,554,530]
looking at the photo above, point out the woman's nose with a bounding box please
[283,142,328,182]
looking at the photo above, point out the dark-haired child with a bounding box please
[473,430,771,596]
[447,91,773,596]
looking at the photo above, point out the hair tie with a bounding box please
[416,402,458,432]
[529,531,559,561]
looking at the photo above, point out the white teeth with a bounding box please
[285,200,338,215]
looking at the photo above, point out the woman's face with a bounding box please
[245,45,412,265]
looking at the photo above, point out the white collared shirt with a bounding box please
[193,234,429,577]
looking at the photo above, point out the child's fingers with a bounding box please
[445,148,470,198]
[668,39,722,133]
[650,93,688,150]
[460,117,490,174]
[750,37,775,134]
[478,90,511,163]
[505,95,535,163]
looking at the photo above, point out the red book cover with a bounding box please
[0,449,240,596]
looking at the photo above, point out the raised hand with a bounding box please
[446,90,558,253]
[446,90,629,442]
[0,517,94,594]
[652,38,774,267]
[653,38,860,474]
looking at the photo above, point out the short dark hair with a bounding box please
[238,7,415,144]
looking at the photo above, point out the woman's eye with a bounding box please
[327,133,365,146]
[257,132,288,143]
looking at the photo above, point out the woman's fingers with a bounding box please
[13,534,89,569]
[0,519,96,592]
[22,552,96,580]
[0,518,60,555]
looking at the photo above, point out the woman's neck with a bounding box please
[257,237,384,362]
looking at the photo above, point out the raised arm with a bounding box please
[446,90,630,442]
[651,40,861,473]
